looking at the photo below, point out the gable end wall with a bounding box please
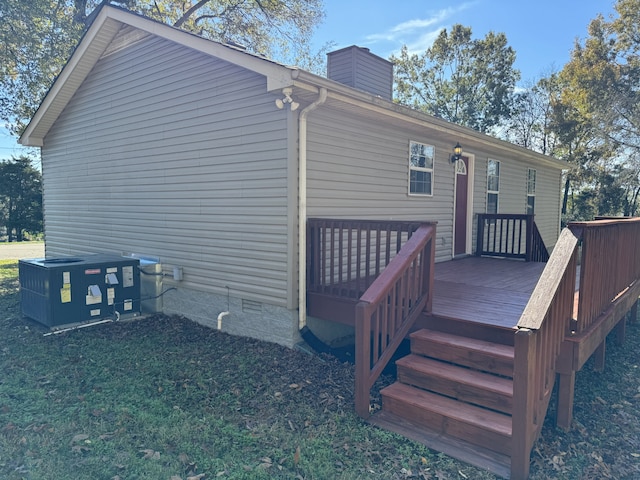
[42,36,299,344]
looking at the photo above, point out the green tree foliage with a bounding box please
[0,156,43,241]
[548,76,611,219]
[1,0,84,136]
[555,0,640,219]
[391,25,520,133]
[0,0,325,136]
[505,74,562,156]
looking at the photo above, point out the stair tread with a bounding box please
[397,354,513,397]
[381,382,512,436]
[368,410,511,479]
[411,329,514,360]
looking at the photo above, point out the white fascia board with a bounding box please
[19,136,44,148]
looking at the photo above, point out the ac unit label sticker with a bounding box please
[60,285,71,303]
[122,266,134,288]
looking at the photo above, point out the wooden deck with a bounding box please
[432,256,547,329]
[307,217,640,479]
[307,255,547,330]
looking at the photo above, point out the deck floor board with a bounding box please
[432,257,547,329]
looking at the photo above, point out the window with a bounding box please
[409,141,434,195]
[487,159,500,214]
[527,168,536,215]
[455,159,467,175]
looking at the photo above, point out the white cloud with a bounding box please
[388,17,439,35]
[389,9,453,36]
[363,2,477,55]
[404,31,445,55]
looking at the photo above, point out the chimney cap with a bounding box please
[327,45,392,66]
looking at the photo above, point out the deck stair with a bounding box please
[374,328,516,478]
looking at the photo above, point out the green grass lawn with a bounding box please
[1,259,639,479]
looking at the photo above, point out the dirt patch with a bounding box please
[0,241,44,260]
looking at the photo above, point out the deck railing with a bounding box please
[530,220,551,262]
[476,213,549,261]
[511,217,640,479]
[573,218,640,333]
[354,223,436,418]
[307,219,425,299]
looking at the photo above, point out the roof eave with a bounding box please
[19,9,120,146]
[291,70,567,170]
[19,5,296,147]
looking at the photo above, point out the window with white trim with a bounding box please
[487,159,500,214]
[527,168,536,215]
[409,141,434,196]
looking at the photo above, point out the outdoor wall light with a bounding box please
[275,87,300,111]
[450,142,463,163]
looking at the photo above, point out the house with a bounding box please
[20,6,640,479]
[19,5,565,349]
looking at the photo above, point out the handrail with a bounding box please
[516,228,580,331]
[476,213,548,261]
[511,216,640,479]
[511,227,580,478]
[354,223,436,418]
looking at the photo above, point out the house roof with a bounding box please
[19,5,566,170]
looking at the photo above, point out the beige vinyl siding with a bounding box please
[497,158,561,249]
[42,36,292,306]
[474,154,561,251]
[499,157,527,212]
[474,156,488,212]
[531,165,562,250]
[305,108,456,263]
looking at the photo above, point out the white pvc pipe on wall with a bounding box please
[297,87,327,330]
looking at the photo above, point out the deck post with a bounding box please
[354,301,371,419]
[630,299,638,323]
[511,327,536,480]
[556,371,575,430]
[475,215,484,257]
[425,234,436,312]
[593,341,606,372]
[615,316,627,345]
[525,215,534,262]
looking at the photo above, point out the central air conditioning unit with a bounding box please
[19,254,141,328]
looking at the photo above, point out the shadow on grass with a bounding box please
[0,260,18,275]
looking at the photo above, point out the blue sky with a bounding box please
[0,0,617,160]
[314,0,616,82]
